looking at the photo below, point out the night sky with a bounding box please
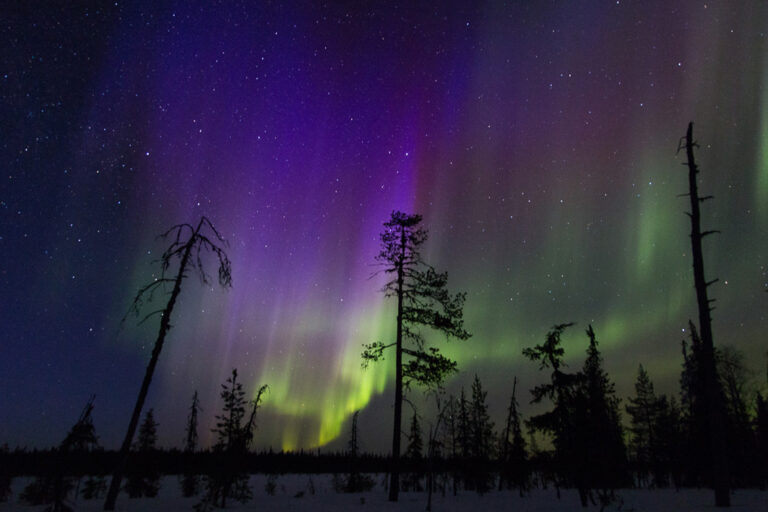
[1,1,766,453]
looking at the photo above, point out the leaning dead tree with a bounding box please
[104,217,232,510]
[677,122,730,507]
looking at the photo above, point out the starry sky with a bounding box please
[1,1,766,452]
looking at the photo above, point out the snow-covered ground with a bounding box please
[2,475,766,511]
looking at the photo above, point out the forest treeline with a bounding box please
[3,323,767,508]
[3,124,766,510]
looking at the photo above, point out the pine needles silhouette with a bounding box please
[362,211,470,502]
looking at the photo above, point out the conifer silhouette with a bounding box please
[125,409,160,498]
[197,369,267,510]
[180,391,202,497]
[362,211,470,501]
[402,411,423,491]
[342,411,374,492]
[499,377,528,495]
[21,397,99,512]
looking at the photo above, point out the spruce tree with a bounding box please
[578,325,628,506]
[402,412,424,491]
[125,409,160,498]
[469,375,495,493]
[470,375,495,460]
[181,391,201,497]
[136,409,158,451]
[625,365,660,487]
[197,369,267,510]
[207,369,250,508]
[361,211,470,501]
[523,323,580,498]
[456,387,472,490]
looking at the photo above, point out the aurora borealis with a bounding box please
[1,1,767,452]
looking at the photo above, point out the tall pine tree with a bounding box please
[361,211,470,501]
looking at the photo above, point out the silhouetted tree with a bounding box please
[425,391,449,511]
[578,325,628,507]
[402,411,423,492]
[525,324,627,506]
[136,409,159,451]
[406,412,424,459]
[197,369,267,510]
[755,392,768,486]
[440,395,460,496]
[626,365,665,487]
[180,391,202,497]
[457,388,471,460]
[22,397,99,511]
[343,411,374,493]
[654,394,683,488]
[348,411,360,458]
[717,346,754,487]
[361,211,470,501]
[105,217,232,511]
[185,391,201,453]
[455,387,473,490]
[677,122,729,506]
[626,365,656,486]
[499,377,529,495]
[468,374,495,493]
[679,326,710,486]
[0,444,10,502]
[125,409,160,498]
[523,323,580,499]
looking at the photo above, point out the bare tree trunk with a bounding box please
[389,226,406,502]
[682,121,730,507]
[103,241,194,510]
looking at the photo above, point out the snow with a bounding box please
[2,475,766,511]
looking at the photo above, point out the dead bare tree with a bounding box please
[677,122,730,507]
[104,217,232,510]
